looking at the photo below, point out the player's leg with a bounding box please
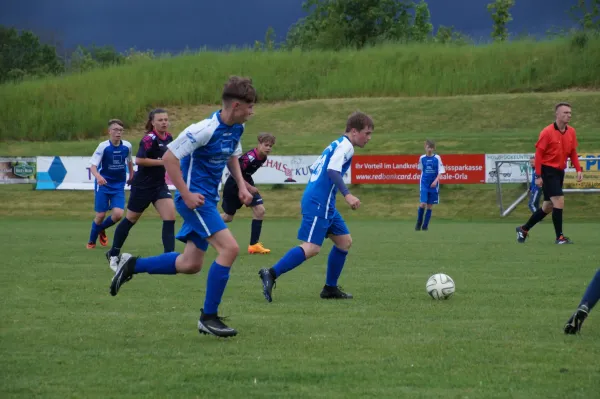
[89,188,110,248]
[564,269,600,334]
[107,186,150,259]
[248,193,270,254]
[528,188,540,213]
[153,186,176,252]
[322,212,353,299]
[516,172,554,243]
[422,190,437,230]
[220,184,240,223]
[98,191,125,247]
[415,189,427,230]
[551,171,571,244]
[258,215,325,302]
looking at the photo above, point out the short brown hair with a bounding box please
[108,119,124,128]
[222,76,258,104]
[555,102,571,111]
[425,139,436,149]
[258,132,276,145]
[345,111,374,133]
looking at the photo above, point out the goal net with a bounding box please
[493,156,600,217]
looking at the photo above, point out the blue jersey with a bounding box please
[167,111,243,205]
[301,136,354,219]
[529,166,539,191]
[418,154,445,190]
[89,140,133,192]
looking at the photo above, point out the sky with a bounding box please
[0,0,578,53]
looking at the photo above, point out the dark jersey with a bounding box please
[226,148,267,187]
[132,131,173,188]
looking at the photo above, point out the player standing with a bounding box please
[258,111,374,302]
[87,119,134,249]
[527,156,541,213]
[415,139,445,231]
[109,76,255,338]
[221,132,276,254]
[516,103,583,244]
[106,109,176,270]
[564,269,599,334]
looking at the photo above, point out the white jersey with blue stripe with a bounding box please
[89,140,133,191]
[167,111,243,205]
[418,154,445,190]
[301,135,354,219]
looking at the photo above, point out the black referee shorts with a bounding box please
[541,165,565,201]
[127,184,172,213]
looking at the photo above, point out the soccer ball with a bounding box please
[426,273,455,300]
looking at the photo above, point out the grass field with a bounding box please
[1,37,599,141]
[1,217,599,398]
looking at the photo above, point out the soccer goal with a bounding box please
[494,157,600,217]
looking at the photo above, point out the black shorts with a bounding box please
[127,184,172,213]
[221,180,263,216]
[541,165,564,201]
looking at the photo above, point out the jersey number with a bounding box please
[309,144,334,182]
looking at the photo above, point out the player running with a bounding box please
[258,111,374,302]
[415,139,445,231]
[106,109,176,271]
[221,132,276,254]
[109,76,255,338]
[87,119,133,249]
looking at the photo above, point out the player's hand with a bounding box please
[535,177,543,188]
[239,188,253,205]
[126,178,133,186]
[183,192,205,209]
[344,194,361,210]
[577,171,583,182]
[430,182,437,188]
[247,185,259,195]
[97,176,107,186]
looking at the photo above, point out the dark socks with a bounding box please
[250,219,262,245]
[109,218,135,256]
[162,220,175,252]
[552,208,563,239]
[523,208,548,231]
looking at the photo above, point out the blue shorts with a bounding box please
[297,210,350,246]
[175,198,226,252]
[94,188,125,212]
[420,188,439,205]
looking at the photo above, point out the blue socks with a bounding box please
[326,246,348,287]
[162,220,175,253]
[100,216,116,231]
[134,252,178,275]
[89,221,100,243]
[416,207,424,227]
[271,246,306,278]
[204,262,231,315]
[423,209,432,228]
[580,269,600,311]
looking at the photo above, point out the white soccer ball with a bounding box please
[426,273,455,300]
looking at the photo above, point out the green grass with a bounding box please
[4,92,600,156]
[1,37,600,141]
[1,218,599,398]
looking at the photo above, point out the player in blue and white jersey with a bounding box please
[109,77,255,338]
[258,111,374,302]
[528,156,541,213]
[87,119,133,249]
[564,268,599,335]
[415,139,445,231]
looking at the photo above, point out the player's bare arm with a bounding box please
[127,160,134,185]
[90,165,107,185]
[163,150,204,209]
[245,181,258,194]
[228,156,253,204]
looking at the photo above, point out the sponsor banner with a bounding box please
[35,156,176,191]
[35,155,351,190]
[351,154,485,184]
[485,153,534,183]
[565,153,600,189]
[221,155,351,185]
[0,157,37,184]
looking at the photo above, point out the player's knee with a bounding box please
[300,242,320,259]
[419,203,426,209]
[253,206,265,219]
[542,202,553,213]
[111,209,124,221]
[177,257,203,274]
[222,213,234,223]
[220,240,240,259]
[337,236,352,251]
[94,213,106,223]
[427,204,433,210]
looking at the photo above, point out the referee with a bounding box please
[516,102,583,244]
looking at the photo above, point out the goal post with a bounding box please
[495,157,600,217]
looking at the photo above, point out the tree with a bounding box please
[435,26,471,45]
[412,0,433,42]
[487,0,515,42]
[0,26,64,83]
[284,0,420,50]
[569,0,600,32]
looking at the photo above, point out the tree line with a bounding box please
[1,0,598,84]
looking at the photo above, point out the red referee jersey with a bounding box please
[535,122,582,176]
